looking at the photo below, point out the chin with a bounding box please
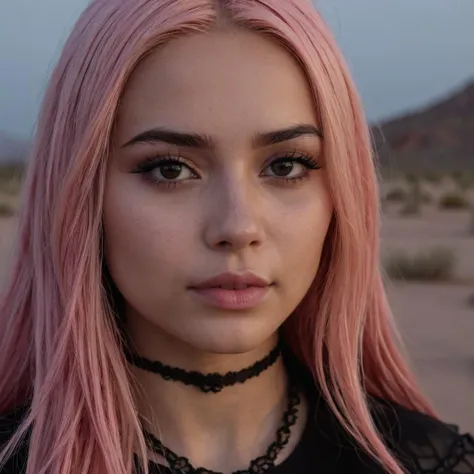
[194,339,262,355]
[178,321,280,356]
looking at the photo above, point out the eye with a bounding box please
[265,159,306,178]
[132,156,199,185]
[261,152,321,180]
[151,161,195,181]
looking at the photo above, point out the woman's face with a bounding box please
[104,28,333,355]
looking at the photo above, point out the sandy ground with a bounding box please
[387,282,474,432]
[0,199,473,432]
[381,205,474,432]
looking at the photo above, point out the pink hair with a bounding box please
[0,1,436,473]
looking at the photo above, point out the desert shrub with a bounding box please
[424,172,443,184]
[404,172,419,184]
[0,163,24,196]
[0,163,25,181]
[399,181,423,216]
[0,202,15,217]
[470,207,474,236]
[439,191,470,209]
[468,293,474,307]
[385,247,456,281]
[385,187,407,202]
[454,172,474,191]
[0,178,23,196]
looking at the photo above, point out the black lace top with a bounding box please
[1,376,473,473]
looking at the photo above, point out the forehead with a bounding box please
[114,28,317,143]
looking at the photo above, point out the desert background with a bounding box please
[375,81,474,432]
[0,80,473,431]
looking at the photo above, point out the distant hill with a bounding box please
[372,80,474,175]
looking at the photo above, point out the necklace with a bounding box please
[143,384,301,474]
[125,343,282,393]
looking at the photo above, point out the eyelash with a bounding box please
[131,151,321,188]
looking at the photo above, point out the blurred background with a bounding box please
[0,0,473,430]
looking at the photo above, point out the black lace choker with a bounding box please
[143,383,301,473]
[125,343,282,393]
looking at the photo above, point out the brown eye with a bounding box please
[263,159,307,179]
[150,162,196,182]
[133,156,199,184]
[270,160,295,177]
[261,154,321,181]
[159,163,185,180]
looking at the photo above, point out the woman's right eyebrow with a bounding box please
[121,128,215,149]
[121,124,322,149]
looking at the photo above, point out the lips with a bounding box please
[191,272,270,290]
[189,272,272,310]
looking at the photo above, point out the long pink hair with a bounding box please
[0,1,436,473]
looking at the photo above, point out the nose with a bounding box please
[203,180,264,252]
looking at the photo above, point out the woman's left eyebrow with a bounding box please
[253,124,323,147]
[121,123,322,149]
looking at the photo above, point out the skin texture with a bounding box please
[103,28,333,470]
[105,27,333,359]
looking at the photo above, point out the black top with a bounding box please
[1,370,473,473]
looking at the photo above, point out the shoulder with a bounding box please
[0,405,29,474]
[369,397,474,473]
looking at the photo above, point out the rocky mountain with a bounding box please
[372,80,474,175]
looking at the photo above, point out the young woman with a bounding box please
[0,0,472,473]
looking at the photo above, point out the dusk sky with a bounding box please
[1,0,473,140]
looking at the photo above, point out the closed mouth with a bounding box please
[190,272,272,291]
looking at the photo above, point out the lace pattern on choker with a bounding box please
[125,343,282,393]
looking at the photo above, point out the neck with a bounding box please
[126,324,306,471]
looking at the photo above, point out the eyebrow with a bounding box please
[121,124,323,149]
[253,124,323,147]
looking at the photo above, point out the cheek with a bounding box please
[102,178,196,292]
[283,203,331,265]
[275,182,333,283]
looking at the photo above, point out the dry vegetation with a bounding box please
[0,162,24,217]
[380,172,474,431]
[382,171,474,237]
[381,170,474,316]
[468,293,474,307]
[385,247,456,282]
[439,190,471,209]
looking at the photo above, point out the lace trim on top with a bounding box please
[404,431,474,473]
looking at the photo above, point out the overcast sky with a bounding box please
[1,0,473,140]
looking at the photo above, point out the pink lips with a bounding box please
[189,272,272,310]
